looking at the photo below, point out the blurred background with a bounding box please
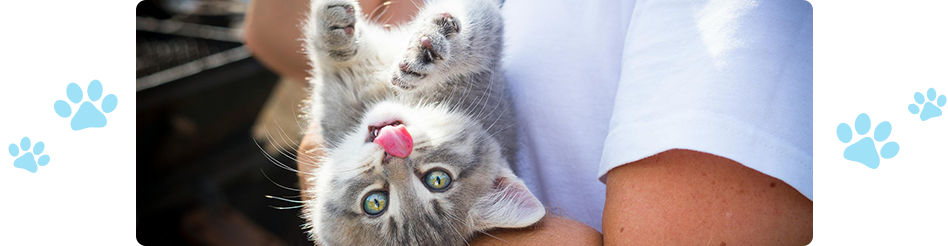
[137,0,311,245]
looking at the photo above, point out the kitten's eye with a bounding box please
[424,170,452,191]
[363,191,388,216]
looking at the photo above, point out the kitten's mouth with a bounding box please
[367,121,403,142]
[367,121,413,158]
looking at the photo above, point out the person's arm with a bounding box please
[243,0,420,81]
[469,216,602,246]
[603,149,813,245]
[243,0,311,81]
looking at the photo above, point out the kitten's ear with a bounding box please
[470,169,546,230]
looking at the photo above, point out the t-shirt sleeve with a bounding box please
[597,0,813,200]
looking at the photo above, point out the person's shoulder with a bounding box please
[603,149,813,245]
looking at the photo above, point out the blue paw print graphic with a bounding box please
[836,113,899,169]
[53,80,118,130]
[9,137,50,173]
[908,88,946,121]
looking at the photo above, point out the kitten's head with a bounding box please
[302,101,544,245]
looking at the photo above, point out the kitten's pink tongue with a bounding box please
[374,125,413,158]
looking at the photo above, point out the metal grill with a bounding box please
[137,33,241,77]
[136,17,248,91]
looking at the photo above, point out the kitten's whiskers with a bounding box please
[254,138,317,175]
[261,169,301,192]
[265,195,306,204]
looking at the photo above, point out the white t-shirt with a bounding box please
[501,0,813,231]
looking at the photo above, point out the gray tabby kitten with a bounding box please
[300,0,545,245]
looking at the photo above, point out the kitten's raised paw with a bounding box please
[318,2,358,60]
[392,13,462,90]
[414,13,460,64]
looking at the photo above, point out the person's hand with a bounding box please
[295,132,324,198]
[469,216,602,246]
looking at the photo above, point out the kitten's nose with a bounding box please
[374,124,413,158]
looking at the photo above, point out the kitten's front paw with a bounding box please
[392,13,461,90]
[318,2,359,60]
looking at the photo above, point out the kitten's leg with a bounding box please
[304,0,378,64]
[390,0,504,91]
[305,0,401,147]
